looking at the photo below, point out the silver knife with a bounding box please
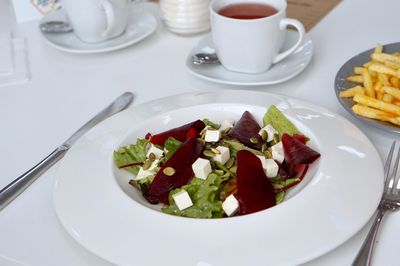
[0,92,134,211]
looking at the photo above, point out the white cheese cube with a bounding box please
[258,124,278,142]
[192,158,212,179]
[135,159,159,180]
[213,146,230,165]
[204,130,220,142]
[271,141,285,163]
[265,159,279,177]
[146,144,164,159]
[172,190,193,211]
[256,155,268,170]
[222,194,239,216]
[219,119,234,132]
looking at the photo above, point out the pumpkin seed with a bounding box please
[142,160,152,170]
[211,148,220,154]
[273,134,280,143]
[261,143,268,153]
[163,167,176,176]
[261,130,268,141]
[203,150,216,157]
[250,137,259,144]
[264,149,272,159]
[225,157,235,168]
[229,165,237,174]
[148,152,156,161]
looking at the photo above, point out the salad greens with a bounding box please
[114,105,320,218]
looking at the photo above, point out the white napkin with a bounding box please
[0,32,14,75]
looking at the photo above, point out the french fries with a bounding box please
[340,44,400,127]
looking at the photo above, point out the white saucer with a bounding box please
[40,9,157,54]
[186,30,313,86]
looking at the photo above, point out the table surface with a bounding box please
[1,0,400,265]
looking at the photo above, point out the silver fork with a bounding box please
[352,141,400,266]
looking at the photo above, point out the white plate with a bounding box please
[40,9,157,54]
[54,90,383,266]
[186,31,313,86]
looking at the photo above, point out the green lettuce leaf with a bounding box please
[162,173,229,218]
[113,138,149,175]
[262,105,301,137]
[164,137,182,160]
[202,118,220,129]
[222,139,263,157]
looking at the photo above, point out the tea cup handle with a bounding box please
[101,0,116,38]
[272,18,305,64]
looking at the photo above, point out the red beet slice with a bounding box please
[236,150,276,214]
[282,133,320,177]
[227,111,263,149]
[145,137,204,204]
[146,120,205,146]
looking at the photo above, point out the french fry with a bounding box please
[383,93,394,103]
[374,81,383,92]
[369,63,399,77]
[362,68,375,97]
[352,104,392,122]
[353,94,400,116]
[391,76,400,88]
[378,73,390,86]
[371,53,400,65]
[377,91,384,100]
[339,86,365,98]
[374,43,383,54]
[382,86,400,100]
[347,75,364,83]
[384,60,400,70]
[354,67,364,75]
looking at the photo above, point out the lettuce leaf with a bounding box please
[113,138,149,175]
[262,105,301,137]
[222,139,263,157]
[162,173,229,218]
[164,137,182,160]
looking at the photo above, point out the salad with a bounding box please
[114,105,320,218]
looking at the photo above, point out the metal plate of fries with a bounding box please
[335,42,400,134]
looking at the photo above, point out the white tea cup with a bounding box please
[62,0,131,43]
[210,0,305,74]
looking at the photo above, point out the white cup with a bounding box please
[62,0,131,43]
[210,0,305,74]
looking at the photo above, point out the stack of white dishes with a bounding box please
[160,0,211,35]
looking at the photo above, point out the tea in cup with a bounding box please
[62,0,131,43]
[210,0,305,74]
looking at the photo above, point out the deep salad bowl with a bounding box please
[54,90,383,266]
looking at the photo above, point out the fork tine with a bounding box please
[384,141,396,190]
[390,143,400,194]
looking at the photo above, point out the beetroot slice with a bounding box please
[145,137,204,204]
[281,133,320,177]
[146,120,205,146]
[227,111,262,149]
[236,150,276,214]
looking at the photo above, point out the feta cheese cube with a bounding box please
[222,194,239,216]
[213,146,230,165]
[135,159,159,180]
[256,156,279,177]
[172,190,193,211]
[146,144,164,159]
[219,119,234,132]
[271,141,285,163]
[256,155,268,170]
[265,159,279,177]
[192,158,212,179]
[204,130,220,142]
[258,124,278,142]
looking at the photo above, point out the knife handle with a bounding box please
[0,145,68,211]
